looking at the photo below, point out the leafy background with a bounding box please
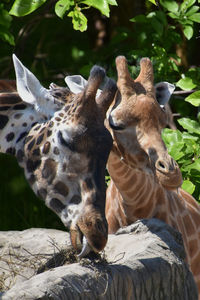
[0,0,200,231]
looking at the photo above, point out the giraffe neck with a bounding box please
[107,148,169,221]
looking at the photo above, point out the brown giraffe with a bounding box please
[0,79,16,92]
[0,55,117,257]
[105,56,200,296]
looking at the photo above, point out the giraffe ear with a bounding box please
[12,54,51,105]
[155,82,175,106]
[65,75,88,94]
[65,74,102,98]
[12,54,59,117]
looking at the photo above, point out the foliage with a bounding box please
[162,117,200,200]
[0,0,200,230]
[9,0,117,32]
[0,3,14,45]
[129,0,200,81]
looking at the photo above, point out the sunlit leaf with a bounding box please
[55,0,74,19]
[107,0,118,5]
[162,128,183,145]
[182,180,195,194]
[178,118,200,135]
[160,0,179,12]
[176,77,197,90]
[182,132,199,141]
[180,0,196,12]
[188,13,200,23]
[82,0,110,17]
[68,8,87,32]
[186,6,199,17]
[185,91,200,107]
[9,0,47,16]
[162,129,185,160]
[183,159,200,172]
[183,25,193,40]
[148,0,157,5]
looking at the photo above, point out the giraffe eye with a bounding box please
[58,130,75,151]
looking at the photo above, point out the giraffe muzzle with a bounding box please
[155,158,182,188]
[109,115,125,131]
[70,216,108,258]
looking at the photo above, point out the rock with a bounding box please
[0,219,198,300]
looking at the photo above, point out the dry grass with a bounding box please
[0,237,108,293]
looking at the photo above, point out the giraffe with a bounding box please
[105,56,200,295]
[0,79,16,92]
[0,54,117,258]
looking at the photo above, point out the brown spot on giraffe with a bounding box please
[42,158,57,183]
[54,181,69,197]
[42,141,51,154]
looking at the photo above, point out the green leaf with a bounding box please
[185,91,200,107]
[182,132,199,141]
[186,6,199,17]
[184,159,200,172]
[82,0,110,17]
[188,13,200,23]
[130,15,148,23]
[183,25,193,39]
[178,118,200,135]
[148,0,157,5]
[181,0,196,12]
[107,0,118,5]
[55,0,73,19]
[9,0,47,16]
[0,5,12,28]
[162,128,183,145]
[182,180,195,194]
[160,0,179,12]
[176,77,197,90]
[148,17,163,35]
[168,12,179,19]
[68,8,87,32]
[162,129,185,160]
[0,27,15,45]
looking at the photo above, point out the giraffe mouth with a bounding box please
[70,224,92,259]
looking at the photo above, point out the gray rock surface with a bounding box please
[0,219,198,300]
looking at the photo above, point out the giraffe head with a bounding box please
[109,56,182,189]
[9,56,117,257]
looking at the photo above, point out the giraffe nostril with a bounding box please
[156,160,167,171]
[158,161,165,169]
[109,115,125,131]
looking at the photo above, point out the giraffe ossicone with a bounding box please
[0,55,117,258]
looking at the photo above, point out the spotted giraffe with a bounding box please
[0,55,117,257]
[105,56,200,296]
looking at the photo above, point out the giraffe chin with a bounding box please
[155,167,183,189]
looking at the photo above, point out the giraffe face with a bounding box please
[109,56,182,188]
[9,57,117,256]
